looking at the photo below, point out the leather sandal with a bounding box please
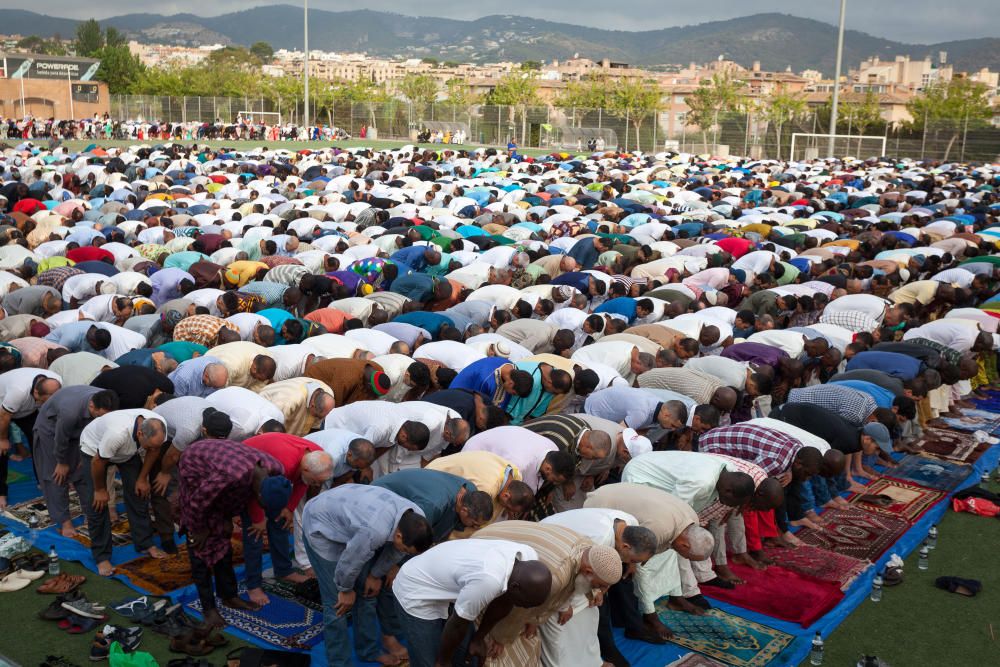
[170,633,215,657]
[37,574,86,594]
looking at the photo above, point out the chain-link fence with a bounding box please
[109,94,1000,162]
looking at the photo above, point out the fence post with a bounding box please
[960,110,969,163]
[624,109,630,152]
[920,108,928,160]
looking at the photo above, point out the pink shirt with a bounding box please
[462,426,557,492]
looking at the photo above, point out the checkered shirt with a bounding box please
[819,310,880,333]
[787,384,877,427]
[698,454,769,526]
[698,423,801,477]
[35,266,84,292]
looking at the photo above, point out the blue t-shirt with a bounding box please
[846,351,923,380]
[829,379,896,408]
[594,297,638,323]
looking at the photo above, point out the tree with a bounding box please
[104,27,126,49]
[554,74,610,127]
[521,60,542,71]
[839,91,885,155]
[906,77,994,160]
[607,79,662,152]
[443,78,481,108]
[75,19,104,57]
[206,46,259,70]
[421,57,439,66]
[685,72,745,148]
[755,86,808,159]
[249,41,274,63]
[95,44,145,94]
[397,73,438,120]
[484,72,540,145]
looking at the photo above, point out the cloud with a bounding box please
[27,0,997,44]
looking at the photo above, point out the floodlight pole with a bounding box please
[68,69,75,121]
[303,0,310,134]
[828,0,847,157]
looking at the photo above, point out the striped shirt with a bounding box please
[522,414,616,475]
[636,367,723,404]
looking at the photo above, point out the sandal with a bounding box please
[111,595,152,620]
[37,573,86,594]
[170,633,215,657]
[192,624,230,647]
[934,576,982,597]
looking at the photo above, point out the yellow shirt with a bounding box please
[427,451,522,528]
[889,280,939,305]
[208,341,272,392]
[225,260,269,287]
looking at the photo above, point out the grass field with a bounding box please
[820,477,1000,666]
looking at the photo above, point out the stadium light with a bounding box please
[304,0,310,132]
[828,0,848,157]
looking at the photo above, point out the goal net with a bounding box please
[237,111,282,126]
[790,133,887,161]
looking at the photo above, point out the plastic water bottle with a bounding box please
[927,526,938,550]
[809,632,824,665]
[48,545,60,576]
[870,574,883,602]
[27,513,39,544]
[918,545,929,571]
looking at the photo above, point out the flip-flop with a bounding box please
[934,576,982,597]
[111,595,151,620]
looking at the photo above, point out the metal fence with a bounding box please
[109,94,1000,162]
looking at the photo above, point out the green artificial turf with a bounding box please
[818,477,1000,666]
[0,559,250,666]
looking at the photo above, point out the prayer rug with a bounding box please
[917,428,991,465]
[759,544,869,591]
[889,456,973,492]
[793,509,910,562]
[73,517,134,549]
[703,562,843,627]
[848,477,945,522]
[3,494,84,530]
[116,539,244,595]
[653,604,794,667]
[666,654,728,667]
[261,579,322,613]
[186,583,321,650]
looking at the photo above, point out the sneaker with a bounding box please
[102,624,143,652]
[62,597,108,620]
[89,632,110,661]
[39,592,83,621]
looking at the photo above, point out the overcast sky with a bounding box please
[11,1,996,44]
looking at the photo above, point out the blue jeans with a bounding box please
[395,599,445,667]
[303,536,382,667]
[241,510,293,590]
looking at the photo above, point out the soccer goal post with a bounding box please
[238,111,282,126]
[790,133,887,161]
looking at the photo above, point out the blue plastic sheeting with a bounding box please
[3,442,998,666]
[617,442,1000,667]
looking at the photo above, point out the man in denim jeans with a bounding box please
[302,484,433,667]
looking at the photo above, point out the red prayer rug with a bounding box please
[760,543,870,590]
[703,561,844,627]
[794,508,910,562]
[848,477,945,522]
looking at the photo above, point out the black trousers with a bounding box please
[188,543,238,612]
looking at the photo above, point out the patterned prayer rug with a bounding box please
[116,539,244,595]
[653,604,794,667]
[917,428,991,465]
[703,562,844,627]
[760,544,870,591]
[889,456,973,492]
[3,494,84,530]
[848,477,945,522]
[186,583,321,650]
[666,654,728,667]
[73,517,134,549]
[794,508,910,562]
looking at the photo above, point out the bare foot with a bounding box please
[202,608,227,629]
[301,567,315,578]
[748,550,774,565]
[790,518,820,530]
[732,552,766,570]
[222,596,259,611]
[666,596,705,616]
[642,613,674,639]
[848,481,867,494]
[833,497,851,508]
[109,511,120,523]
[281,572,310,584]
[60,521,78,538]
[97,560,114,576]
[714,564,744,584]
[248,587,270,607]
[781,531,802,547]
[382,635,409,661]
[374,654,400,666]
[146,546,167,559]
[0,496,7,511]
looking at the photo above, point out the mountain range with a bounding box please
[2,8,998,75]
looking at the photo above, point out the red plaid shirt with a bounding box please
[698,424,801,477]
